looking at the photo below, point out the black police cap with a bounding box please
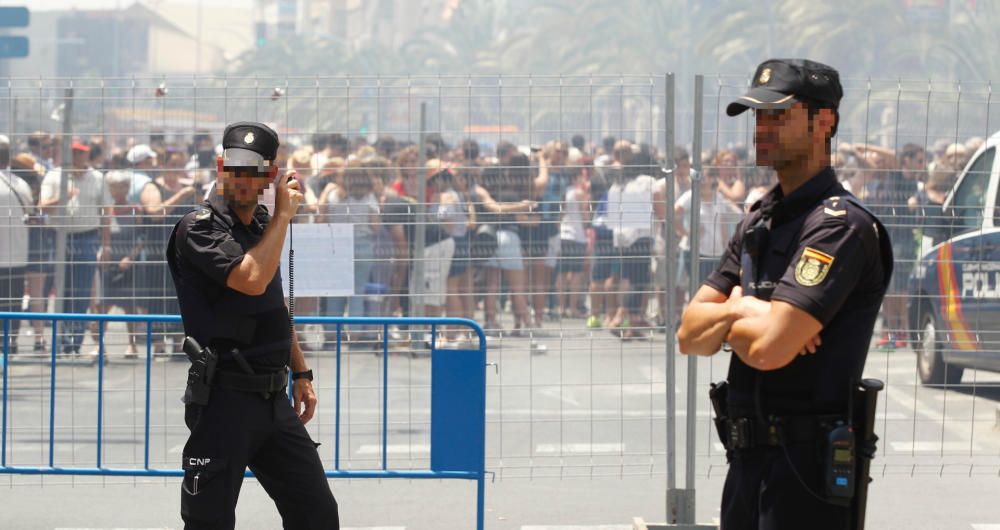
[221,121,280,170]
[727,59,843,117]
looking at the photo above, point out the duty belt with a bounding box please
[717,414,844,450]
[215,367,289,397]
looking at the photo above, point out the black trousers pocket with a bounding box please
[181,455,230,523]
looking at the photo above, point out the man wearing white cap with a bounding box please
[126,144,156,203]
[39,141,112,354]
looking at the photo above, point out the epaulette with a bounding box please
[821,196,848,217]
[192,207,213,223]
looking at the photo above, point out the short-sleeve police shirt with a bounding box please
[180,210,249,287]
[704,167,891,414]
[170,193,290,371]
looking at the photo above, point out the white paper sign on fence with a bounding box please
[281,223,355,296]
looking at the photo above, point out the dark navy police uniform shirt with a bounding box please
[167,193,291,372]
[704,167,892,416]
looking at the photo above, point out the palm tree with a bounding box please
[398,0,522,73]
[695,0,1000,82]
[224,0,1000,103]
[512,0,690,75]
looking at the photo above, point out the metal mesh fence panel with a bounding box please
[0,74,677,484]
[2,74,999,486]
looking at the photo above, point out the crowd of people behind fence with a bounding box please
[0,129,982,354]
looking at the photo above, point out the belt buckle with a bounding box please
[766,416,786,446]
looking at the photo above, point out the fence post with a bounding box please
[52,86,75,315]
[663,72,681,523]
[683,73,705,525]
[412,101,428,317]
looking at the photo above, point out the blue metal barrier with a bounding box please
[0,312,488,530]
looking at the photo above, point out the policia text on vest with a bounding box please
[167,121,339,529]
[678,59,894,530]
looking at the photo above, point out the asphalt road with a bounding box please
[1,317,999,529]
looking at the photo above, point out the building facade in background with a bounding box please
[258,0,453,50]
[7,2,254,78]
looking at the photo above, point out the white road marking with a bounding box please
[621,385,667,396]
[488,408,707,418]
[539,386,581,407]
[355,444,430,455]
[971,525,1000,530]
[522,526,632,530]
[535,443,624,454]
[488,409,907,420]
[882,382,974,439]
[889,441,981,452]
[638,366,665,383]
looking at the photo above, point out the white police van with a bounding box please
[907,132,1000,386]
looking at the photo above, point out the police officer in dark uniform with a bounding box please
[167,121,339,529]
[678,59,893,529]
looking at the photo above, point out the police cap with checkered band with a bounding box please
[221,121,280,172]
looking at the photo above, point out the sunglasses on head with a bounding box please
[225,166,270,178]
[754,108,792,119]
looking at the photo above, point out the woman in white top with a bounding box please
[435,164,477,345]
[605,148,665,339]
[674,167,742,288]
[558,167,590,318]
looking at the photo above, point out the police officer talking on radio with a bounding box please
[167,121,339,529]
[678,60,893,529]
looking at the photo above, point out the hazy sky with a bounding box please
[4,0,253,10]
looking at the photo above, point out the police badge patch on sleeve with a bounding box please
[795,247,834,286]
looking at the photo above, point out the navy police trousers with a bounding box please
[721,445,850,530]
[181,386,339,529]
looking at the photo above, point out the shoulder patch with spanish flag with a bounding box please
[795,247,834,286]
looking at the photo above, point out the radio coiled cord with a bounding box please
[288,217,294,336]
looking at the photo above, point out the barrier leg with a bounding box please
[477,476,485,530]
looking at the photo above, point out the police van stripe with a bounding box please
[936,243,977,352]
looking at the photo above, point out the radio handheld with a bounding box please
[823,422,856,501]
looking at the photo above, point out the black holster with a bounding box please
[183,337,218,406]
[709,381,731,448]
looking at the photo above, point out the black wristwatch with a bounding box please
[292,369,313,382]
